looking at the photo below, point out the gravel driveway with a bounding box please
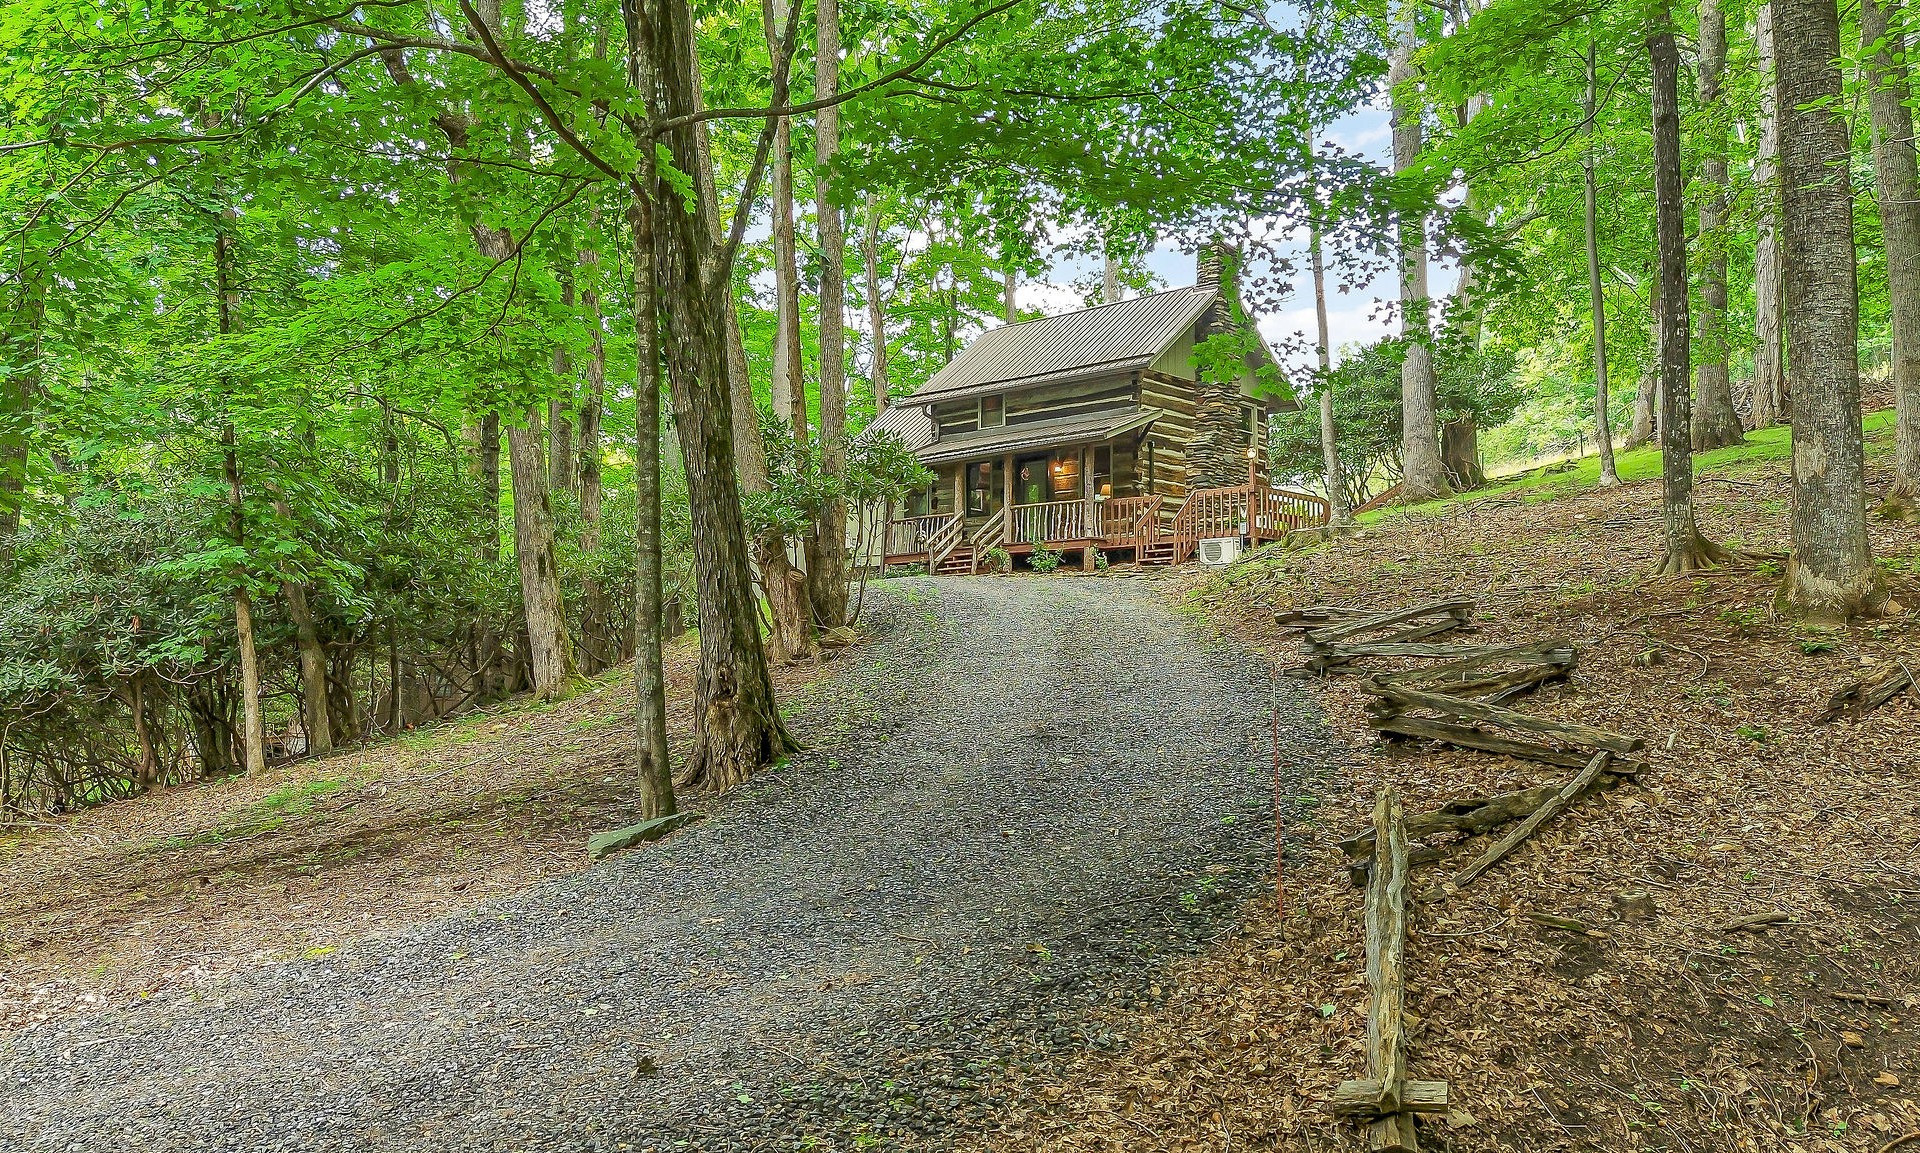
[0,575,1341,1152]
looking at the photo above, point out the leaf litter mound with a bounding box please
[964,441,1920,1152]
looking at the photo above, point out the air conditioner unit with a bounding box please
[1197,536,1243,567]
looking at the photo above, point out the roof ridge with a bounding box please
[994,282,1209,328]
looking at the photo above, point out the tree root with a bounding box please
[1650,531,1731,576]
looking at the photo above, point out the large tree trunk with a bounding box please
[1584,27,1620,487]
[1691,0,1746,450]
[507,418,573,698]
[1103,246,1121,303]
[1390,0,1450,504]
[637,0,794,791]
[691,33,815,665]
[1648,7,1727,574]
[1310,217,1351,524]
[1752,2,1787,431]
[1775,0,1887,618]
[1864,0,1920,513]
[863,194,890,413]
[807,0,851,629]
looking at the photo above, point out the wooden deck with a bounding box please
[883,483,1330,573]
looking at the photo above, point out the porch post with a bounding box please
[1002,453,1014,542]
[952,465,964,516]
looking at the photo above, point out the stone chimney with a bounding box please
[1186,240,1252,491]
[1196,244,1224,290]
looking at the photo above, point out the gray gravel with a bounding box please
[0,575,1342,1152]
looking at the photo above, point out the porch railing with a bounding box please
[1009,499,1096,546]
[968,514,1006,573]
[1100,495,1162,552]
[885,512,960,560]
[926,514,965,572]
[1252,486,1332,535]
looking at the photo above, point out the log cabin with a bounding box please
[865,253,1330,572]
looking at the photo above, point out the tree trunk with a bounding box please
[1627,280,1661,450]
[1585,26,1620,487]
[549,274,577,498]
[577,221,612,675]
[273,491,334,757]
[1390,0,1450,504]
[863,193,890,413]
[474,412,502,560]
[1863,0,1920,513]
[763,0,807,440]
[1103,248,1121,303]
[808,0,851,629]
[1752,3,1786,431]
[1648,7,1728,574]
[214,211,268,779]
[691,31,815,665]
[507,418,573,697]
[1441,416,1485,489]
[1775,0,1888,617]
[623,135,675,820]
[1310,218,1351,523]
[0,240,45,568]
[634,0,794,791]
[1691,0,1747,450]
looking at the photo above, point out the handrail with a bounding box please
[1101,495,1162,552]
[1009,498,1096,546]
[925,513,965,572]
[885,512,956,558]
[968,514,1006,573]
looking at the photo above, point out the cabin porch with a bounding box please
[882,470,1331,573]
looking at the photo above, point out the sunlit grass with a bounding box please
[1365,409,1897,522]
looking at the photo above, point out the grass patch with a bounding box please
[1364,409,1896,523]
[156,779,346,851]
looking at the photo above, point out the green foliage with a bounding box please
[1028,544,1063,573]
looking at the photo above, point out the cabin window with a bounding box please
[1092,446,1113,498]
[979,395,1005,428]
[1050,451,1081,499]
[966,460,1004,515]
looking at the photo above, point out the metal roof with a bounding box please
[917,409,1160,466]
[899,286,1218,407]
[854,402,936,452]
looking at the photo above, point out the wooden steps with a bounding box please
[934,546,974,574]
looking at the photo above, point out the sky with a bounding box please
[1013,103,1462,383]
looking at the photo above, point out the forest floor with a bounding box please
[963,409,1920,1153]
[0,577,1331,1152]
[0,632,773,1033]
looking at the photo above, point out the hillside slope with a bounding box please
[968,414,1920,1153]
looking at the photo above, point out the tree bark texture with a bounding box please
[507,418,574,697]
[622,132,675,820]
[1390,0,1450,503]
[636,0,793,790]
[1691,0,1747,450]
[1649,12,1727,574]
[1752,2,1787,430]
[1863,0,1920,510]
[1775,0,1887,616]
[808,0,851,629]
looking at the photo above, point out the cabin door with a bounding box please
[1014,454,1050,505]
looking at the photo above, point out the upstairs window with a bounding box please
[979,395,1005,428]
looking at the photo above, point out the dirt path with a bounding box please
[0,575,1340,1152]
